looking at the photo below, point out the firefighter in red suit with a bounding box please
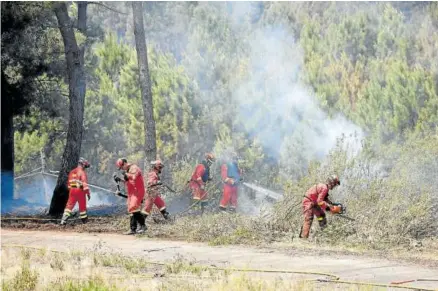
[299,175,342,239]
[190,153,215,213]
[115,158,147,235]
[60,158,91,225]
[142,160,170,220]
[219,154,243,212]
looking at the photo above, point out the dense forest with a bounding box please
[2,2,438,235]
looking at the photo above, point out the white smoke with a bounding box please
[212,3,364,214]
[226,4,363,177]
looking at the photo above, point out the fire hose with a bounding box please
[1,244,437,291]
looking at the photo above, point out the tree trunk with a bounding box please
[1,72,14,205]
[132,2,157,167]
[49,2,87,216]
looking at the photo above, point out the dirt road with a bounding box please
[2,229,438,290]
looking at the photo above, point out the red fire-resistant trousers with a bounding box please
[126,180,145,213]
[220,184,238,209]
[300,199,327,238]
[190,183,208,202]
[64,189,88,219]
[143,195,166,215]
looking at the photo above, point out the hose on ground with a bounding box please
[1,217,108,221]
[2,244,437,291]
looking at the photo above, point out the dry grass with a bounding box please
[273,134,438,252]
[1,246,389,291]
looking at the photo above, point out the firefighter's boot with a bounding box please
[124,215,137,235]
[81,217,88,224]
[317,216,327,230]
[60,214,70,226]
[200,201,208,215]
[160,209,170,220]
[135,212,147,234]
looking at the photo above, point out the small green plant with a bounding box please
[92,252,148,274]
[50,253,65,271]
[20,248,31,260]
[165,256,207,276]
[50,275,119,291]
[37,248,46,258]
[208,235,234,246]
[2,261,38,291]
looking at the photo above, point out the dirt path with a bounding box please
[2,229,438,290]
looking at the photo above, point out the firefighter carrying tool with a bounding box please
[112,173,128,198]
[190,153,216,214]
[299,175,342,239]
[219,153,243,213]
[60,158,91,225]
[115,158,147,235]
[142,160,170,221]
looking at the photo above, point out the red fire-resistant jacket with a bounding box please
[190,163,206,188]
[147,169,161,197]
[124,164,145,198]
[67,166,90,195]
[303,183,330,210]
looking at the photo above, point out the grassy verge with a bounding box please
[2,245,391,291]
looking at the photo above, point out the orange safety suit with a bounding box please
[300,183,332,238]
[124,164,145,214]
[63,166,90,220]
[190,161,211,203]
[219,162,242,210]
[142,169,166,215]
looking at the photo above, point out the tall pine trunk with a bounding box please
[1,72,14,204]
[132,2,157,167]
[49,2,87,215]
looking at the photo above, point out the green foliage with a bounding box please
[49,276,119,291]
[82,32,194,185]
[2,261,38,291]
[295,2,438,139]
[10,3,438,249]
[14,130,48,174]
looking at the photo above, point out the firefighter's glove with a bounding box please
[120,171,128,181]
[330,205,342,214]
[228,178,235,185]
[114,175,122,183]
[87,194,91,201]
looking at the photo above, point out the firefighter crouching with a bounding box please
[115,158,147,235]
[142,160,170,220]
[219,154,243,212]
[60,158,91,225]
[299,175,342,239]
[190,153,215,213]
